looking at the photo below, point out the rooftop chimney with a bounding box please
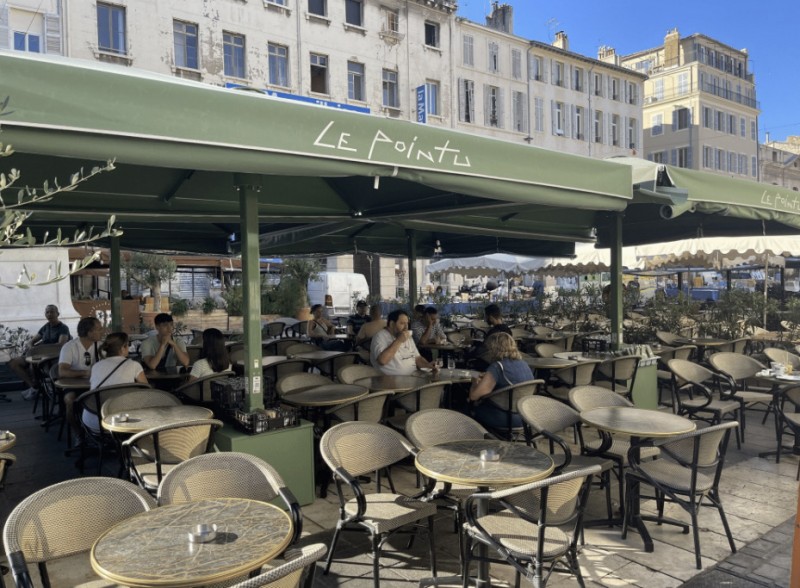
[664,28,680,68]
[597,45,618,65]
[485,2,513,34]
[552,31,569,51]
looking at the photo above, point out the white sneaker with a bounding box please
[21,387,37,401]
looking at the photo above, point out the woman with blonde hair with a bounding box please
[468,332,533,430]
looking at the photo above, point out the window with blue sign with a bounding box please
[174,20,199,69]
[348,61,365,101]
[425,81,439,116]
[97,2,127,54]
[223,32,246,78]
[383,69,399,108]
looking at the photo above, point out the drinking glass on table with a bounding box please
[447,357,456,370]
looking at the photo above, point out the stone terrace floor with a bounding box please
[0,383,796,587]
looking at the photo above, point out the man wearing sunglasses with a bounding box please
[58,316,104,444]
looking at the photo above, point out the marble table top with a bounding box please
[236,355,288,367]
[432,368,481,383]
[415,439,554,487]
[102,405,214,434]
[282,384,368,407]
[580,406,696,438]
[91,498,292,588]
[354,374,430,392]
[523,356,576,370]
[293,350,345,362]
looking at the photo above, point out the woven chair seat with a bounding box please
[595,380,631,394]
[656,369,672,380]
[546,385,571,402]
[682,397,740,415]
[135,462,178,489]
[469,510,571,559]
[559,453,614,474]
[635,460,714,494]
[584,436,659,465]
[343,493,437,534]
[733,391,773,406]
[785,413,800,428]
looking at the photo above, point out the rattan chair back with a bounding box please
[320,421,414,477]
[225,543,327,588]
[327,390,394,423]
[337,364,381,384]
[568,385,633,411]
[263,321,287,339]
[709,352,764,382]
[534,343,562,358]
[656,331,682,346]
[405,408,489,449]
[174,370,234,403]
[518,395,581,436]
[764,347,800,370]
[277,373,331,397]
[101,388,181,419]
[285,343,317,356]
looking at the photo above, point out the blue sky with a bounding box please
[457,1,800,143]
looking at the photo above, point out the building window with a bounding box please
[534,97,544,132]
[223,32,246,78]
[703,107,712,129]
[553,61,564,87]
[703,146,713,168]
[347,61,365,101]
[573,67,583,92]
[552,101,565,136]
[677,72,689,95]
[626,81,637,104]
[651,151,665,163]
[611,114,619,146]
[592,73,603,96]
[382,69,399,108]
[345,0,362,27]
[611,77,619,100]
[739,154,747,175]
[268,43,289,86]
[627,118,637,149]
[462,35,474,66]
[424,21,439,48]
[674,107,690,131]
[308,0,326,16]
[511,49,521,80]
[13,31,40,52]
[715,110,725,132]
[653,78,664,101]
[751,121,757,140]
[574,106,584,140]
[173,21,199,69]
[740,117,746,138]
[512,90,527,132]
[677,147,691,168]
[310,53,328,94]
[728,114,736,135]
[425,81,439,116]
[485,85,503,128]
[728,152,737,173]
[531,55,543,81]
[458,78,474,123]
[716,148,725,171]
[752,156,757,177]
[97,2,126,54]
[383,8,399,33]
[593,110,603,143]
[488,42,499,73]
[651,114,663,136]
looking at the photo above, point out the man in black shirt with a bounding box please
[10,304,71,399]
[346,300,371,337]
[468,304,512,370]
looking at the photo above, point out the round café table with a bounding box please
[580,406,695,552]
[91,497,292,588]
[281,383,368,408]
[354,374,430,393]
[523,356,576,370]
[416,439,554,585]
[0,431,16,453]
[102,405,215,434]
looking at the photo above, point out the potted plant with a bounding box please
[275,258,321,319]
[124,252,177,313]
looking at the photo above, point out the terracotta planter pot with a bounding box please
[295,307,312,321]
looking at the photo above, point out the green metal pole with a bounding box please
[110,235,122,332]
[235,173,264,412]
[610,213,624,350]
[406,229,417,307]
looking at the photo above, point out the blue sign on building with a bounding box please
[416,85,427,124]
[225,83,371,114]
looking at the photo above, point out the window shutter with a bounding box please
[0,6,9,50]
[467,82,475,122]
[623,81,629,104]
[550,59,556,84]
[542,59,548,83]
[458,78,466,121]
[670,149,678,166]
[672,110,678,132]
[483,84,491,126]
[44,13,62,54]
[646,153,653,162]
[605,113,610,145]
[496,88,504,128]
[521,97,529,133]
[550,100,556,135]
[565,104,572,138]
[591,111,597,142]
[570,105,576,138]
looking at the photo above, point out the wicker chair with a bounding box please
[3,477,155,588]
[763,347,800,371]
[101,388,182,418]
[186,344,202,365]
[472,379,544,441]
[285,322,308,339]
[548,360,601,403]
[264,360,312,403]
[531,325,555,336]
[655,345,697,409]
[461,466,600,588]
[324,352,361,380]
[285,343,317,356]
[326,390,394,424]
[174,371,234,404]
[775,386,800,480]
[276,373,331,398]
[319,422,438,588]
[533,343,562,358]
[656,331,683,346]
[595,355,641,398]
[568,385,660,512]
[225,543,327,588]
[123,419,223,493]
[709,352,774,439]
[263,321,287,339]
[385,382,448,432]
[337,364,381,385]
[517,395,614,521]
[623,421,739,569]
[0,453,15,489]
[157,452,303,544]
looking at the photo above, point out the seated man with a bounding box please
[10,304,71,400]
[346,300,371,337]
[141,313,190,370]
[411,306,447,347]
[59,316,104,442]
[467,304,512,370]
[370,309,438,376]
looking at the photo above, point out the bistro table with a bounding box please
[280,383,368,409]
[235,355,288,368]
[416,439,554,586]
[144,367,189,392]
[580,406,696,552]
[354,374,430,393]
[0,431,16,453]
[752,371,800,460]
[676,337,729,361]
[102,405,215,435]
[91,497,292,588]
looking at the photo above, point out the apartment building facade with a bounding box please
[618,29,760,178]
[760,137,800,193]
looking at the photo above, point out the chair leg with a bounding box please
[710,490,737,554]
[427,516,437,578]
[690,509,702,569]
[372,534,382,588]
[323,524,343,575]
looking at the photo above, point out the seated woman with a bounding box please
[308,304,348,351]
[468,332,533,431]
[85,332,149,431]
[188,328,231,382]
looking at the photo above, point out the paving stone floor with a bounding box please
[0,381,796,587]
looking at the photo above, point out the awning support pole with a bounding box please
[407,229,418,307]
[110,235,122,332]
[610,213,624,350]
[236,173,263,412]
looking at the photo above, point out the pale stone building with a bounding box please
[618,29,760,178]
[760,137,800,193]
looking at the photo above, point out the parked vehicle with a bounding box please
[307,272,369,315]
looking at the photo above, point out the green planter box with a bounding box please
[214,419,316,506]
[631,361,658,409]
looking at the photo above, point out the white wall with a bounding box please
[0,247,80,336]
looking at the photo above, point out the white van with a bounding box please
[307,272,369,316]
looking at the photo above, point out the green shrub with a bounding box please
[202,296,218,315]
[170,297,189,317]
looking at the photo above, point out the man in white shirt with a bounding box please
[58,316,104,443]
[370,309,438,376]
